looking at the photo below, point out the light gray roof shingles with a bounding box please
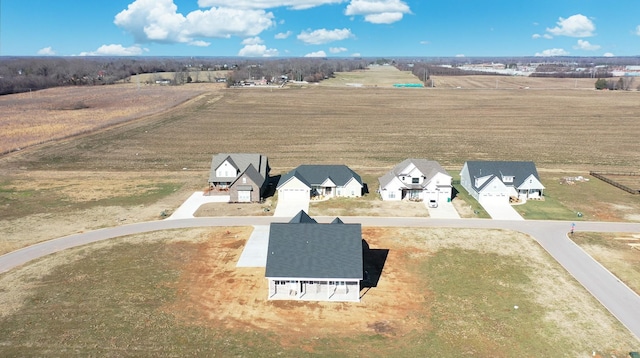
[208,153,269,183]
[379,158,450,189]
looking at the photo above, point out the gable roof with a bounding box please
[231,163,265,188]
[464,161,541,191]
[379,159,450,188]
[209,153,269,183]
[289,210,317,223]
[265,216,363,280]
[277,165,362,189]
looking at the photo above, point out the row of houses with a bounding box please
[207,153,546,302]
[207,153,545,206]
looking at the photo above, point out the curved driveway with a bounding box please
[1,216,640,339]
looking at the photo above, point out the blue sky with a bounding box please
[1,0,639,57]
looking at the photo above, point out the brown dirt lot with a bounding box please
[167,227,428,339]
[164,226,638,352]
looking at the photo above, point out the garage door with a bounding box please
[238,190,251,202]
[280,188,308,201]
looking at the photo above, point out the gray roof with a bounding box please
[289,210,317,223]
[277,164,362,189]
[208,153,269,183]
[465,161,541,191]
[265,218,363,280]
[379,158,449,188]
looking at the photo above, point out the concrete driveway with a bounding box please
[273,196,309,217]
[236,225,270,267]
[426,201,460,219]
[168,191,229,219]
[481,202,524,220]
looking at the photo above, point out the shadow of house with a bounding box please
[360,239,389,293]
[264,174,281,199]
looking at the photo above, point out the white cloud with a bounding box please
[198,0,345,10]
[242,36,264,45]
[635,25,640,36]
[304,50,327,57]
[535,48,569,57]
[37,47,56,56]
[546,14,595,37]
[115,0,274,44]
[190,40,210,47]
[329,47,347,53]
[532,34,541,39]
[455,54,465,58]
[351,52,361,57]
[298,28,353,44]
[543,34,553,39]
[345,0,411,24]
[78,44,146,56]
[574,39,600,51]
[419,40,430,45]
[275,31,292,39]
[603,52,614,57]
[238,43,279,56]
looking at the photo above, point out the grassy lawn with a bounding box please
[570,232,640,295]
[0,228,637,356]
[0,178,182,221]
[450,172,490,219]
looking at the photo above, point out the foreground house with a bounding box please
[265,211,363,302]
[460,161,545,205]
[208,153,270,202]
[277,164,363,200]
[378,159,452,203]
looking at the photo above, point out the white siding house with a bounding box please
[460,161,544,205]
[378,159,452,203]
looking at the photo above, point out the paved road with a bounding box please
[1,216,640,339]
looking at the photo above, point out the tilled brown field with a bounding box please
[4,81,639,174]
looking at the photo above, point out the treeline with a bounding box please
[225,58,369,85]
[0,57,370,95]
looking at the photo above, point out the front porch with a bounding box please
[402,189,424,201]
[311,186,336,199]
[268,279,360,302]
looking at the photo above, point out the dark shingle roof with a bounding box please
[289,210,317,223]
[277,164,362,189]
[265,219,363,280]
[465,161,541,191]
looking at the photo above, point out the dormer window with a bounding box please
[502,175,514,183]
[412,177,419,184]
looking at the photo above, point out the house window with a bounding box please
[242,177,246,184]
[389,191,395,199]
[412,178,419,184]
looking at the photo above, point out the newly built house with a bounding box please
[276,164,363,201]
[208,153,270,202]
[265,211,363,302]
[460,161,545,205]
[378,158,452,203]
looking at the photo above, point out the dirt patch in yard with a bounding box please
[166,226,637,352]
[167,227,431,341]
